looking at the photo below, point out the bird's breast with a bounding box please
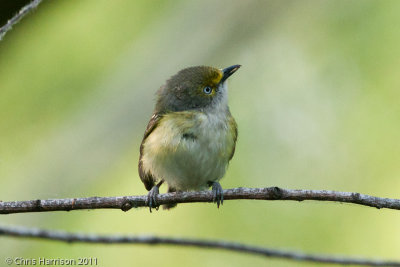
[141,110,236,190]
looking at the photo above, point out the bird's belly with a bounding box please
[141,113,234,191]
[162,137,227,190]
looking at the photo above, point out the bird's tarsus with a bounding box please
[208,181,224,208]
[146,180,164,212]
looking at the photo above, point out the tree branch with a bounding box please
[0,225,398,266]
[0,0,43,41]
[1,187,400,214]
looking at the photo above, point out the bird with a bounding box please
[138,65,240,211]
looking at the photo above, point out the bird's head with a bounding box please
[155,65,240,113]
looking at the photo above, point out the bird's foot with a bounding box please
[146,185,160,212]
[208,181,224,208]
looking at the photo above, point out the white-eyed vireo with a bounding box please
[138,65,240,211]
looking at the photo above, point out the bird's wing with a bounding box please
[138,113,162,191]
[228,113,238,161]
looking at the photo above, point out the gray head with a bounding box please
[155,65,240,114]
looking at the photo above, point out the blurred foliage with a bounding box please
[1,0,400,266]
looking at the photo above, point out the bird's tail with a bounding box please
[163,186,178,210]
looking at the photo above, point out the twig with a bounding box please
[0,225,398,266]
[0,187,400,214]
[0,0,43,41]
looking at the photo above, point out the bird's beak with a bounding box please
[221,64,241,83]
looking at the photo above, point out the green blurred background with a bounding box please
[1,0,400,266]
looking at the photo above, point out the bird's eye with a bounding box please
[203,86,212,95]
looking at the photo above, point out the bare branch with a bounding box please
[0,187,400,214]
[0,0,43,41]
[0,225,398,266]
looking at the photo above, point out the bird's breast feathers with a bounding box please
[141,110,237,190]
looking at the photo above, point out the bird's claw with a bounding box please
[210,182,224,208]
[146,185,160,212]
